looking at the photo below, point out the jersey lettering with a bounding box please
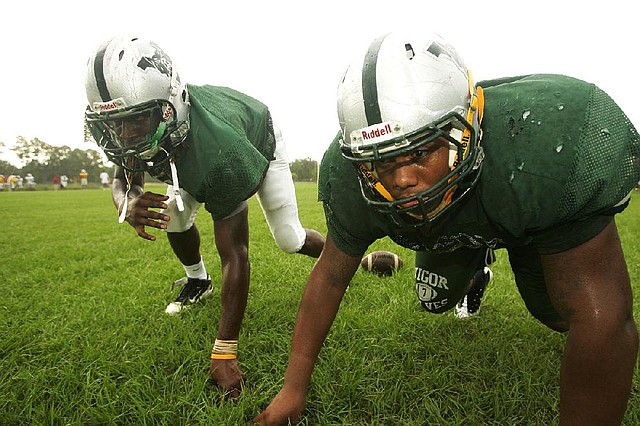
[415,267,448,303]
[415,267,449,289]
[420,299,450,311]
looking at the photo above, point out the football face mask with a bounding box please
[85,99,187,172]
[353,111,483,229]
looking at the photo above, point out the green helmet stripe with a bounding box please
[362,34,388,126]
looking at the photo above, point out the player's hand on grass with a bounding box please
[210,358,244,398]
[250,386,306,425]
[123,191,170,240]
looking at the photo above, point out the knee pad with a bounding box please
[271,223,305,254]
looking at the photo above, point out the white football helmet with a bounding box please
[84,35,190,172]
[337,31,485,229]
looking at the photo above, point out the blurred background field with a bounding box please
[1,185,639,425]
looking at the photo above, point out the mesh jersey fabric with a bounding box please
[319,74,640,257]
[152,84,276,221]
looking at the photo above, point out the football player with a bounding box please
[253,31,640,425]
[83,35,325,397]
[80,169,88,189]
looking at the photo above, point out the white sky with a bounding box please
[0,0,637,167]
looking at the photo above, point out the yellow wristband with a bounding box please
[211,339,238,360]
[211,353,237,360]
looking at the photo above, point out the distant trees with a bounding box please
[0,142,14,173]
[0,136,319,185]
[289,157,318,182]
[0,136,111,184]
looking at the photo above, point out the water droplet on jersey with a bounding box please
[600,128,610,136]
[555,144,563,153]
[522,110,531,120]
[557,104,564,111]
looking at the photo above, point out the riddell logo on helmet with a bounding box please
[96,101,118,111]
[361,123,393,140]
[94,98,126,112]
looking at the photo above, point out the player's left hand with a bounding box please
[210,358,244,398]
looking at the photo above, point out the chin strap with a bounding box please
[168,154,184,212]
[150,121,167,150]
[118,170,133,224]
[357,163,394,201]
[452,70,484,168]
[118,192,130,223]
[476,86,485,125]
[432,73,485,217]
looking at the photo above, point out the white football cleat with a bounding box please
[455,267,493,319]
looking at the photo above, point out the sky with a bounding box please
[0,0,637,168]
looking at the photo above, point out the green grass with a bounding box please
[1,185,640,425]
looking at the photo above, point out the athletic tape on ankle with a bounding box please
[211,339,238,360]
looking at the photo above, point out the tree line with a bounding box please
[0,137,319,185]
[0,137,109,185]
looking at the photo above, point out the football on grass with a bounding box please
[360,251,404,276]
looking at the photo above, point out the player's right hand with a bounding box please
[210,358,244,399]
[122,191,170,240]
[250,387,306,425]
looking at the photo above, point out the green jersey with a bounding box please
[157,84,276,220]
[319,74,640,257]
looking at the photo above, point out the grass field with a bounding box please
[1,185,640,425]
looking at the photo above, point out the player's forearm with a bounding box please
[559,319,638,425]
[282,274,347,393]
[112,180,144,213]
[217,257,250,340]
[111,167,145,212]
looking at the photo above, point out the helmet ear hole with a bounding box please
[405,43,415,59]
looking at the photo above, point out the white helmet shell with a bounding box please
[338,31,471,158]
[83,35,190,173]
[336,31,484,230]
[84,35,188,123]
